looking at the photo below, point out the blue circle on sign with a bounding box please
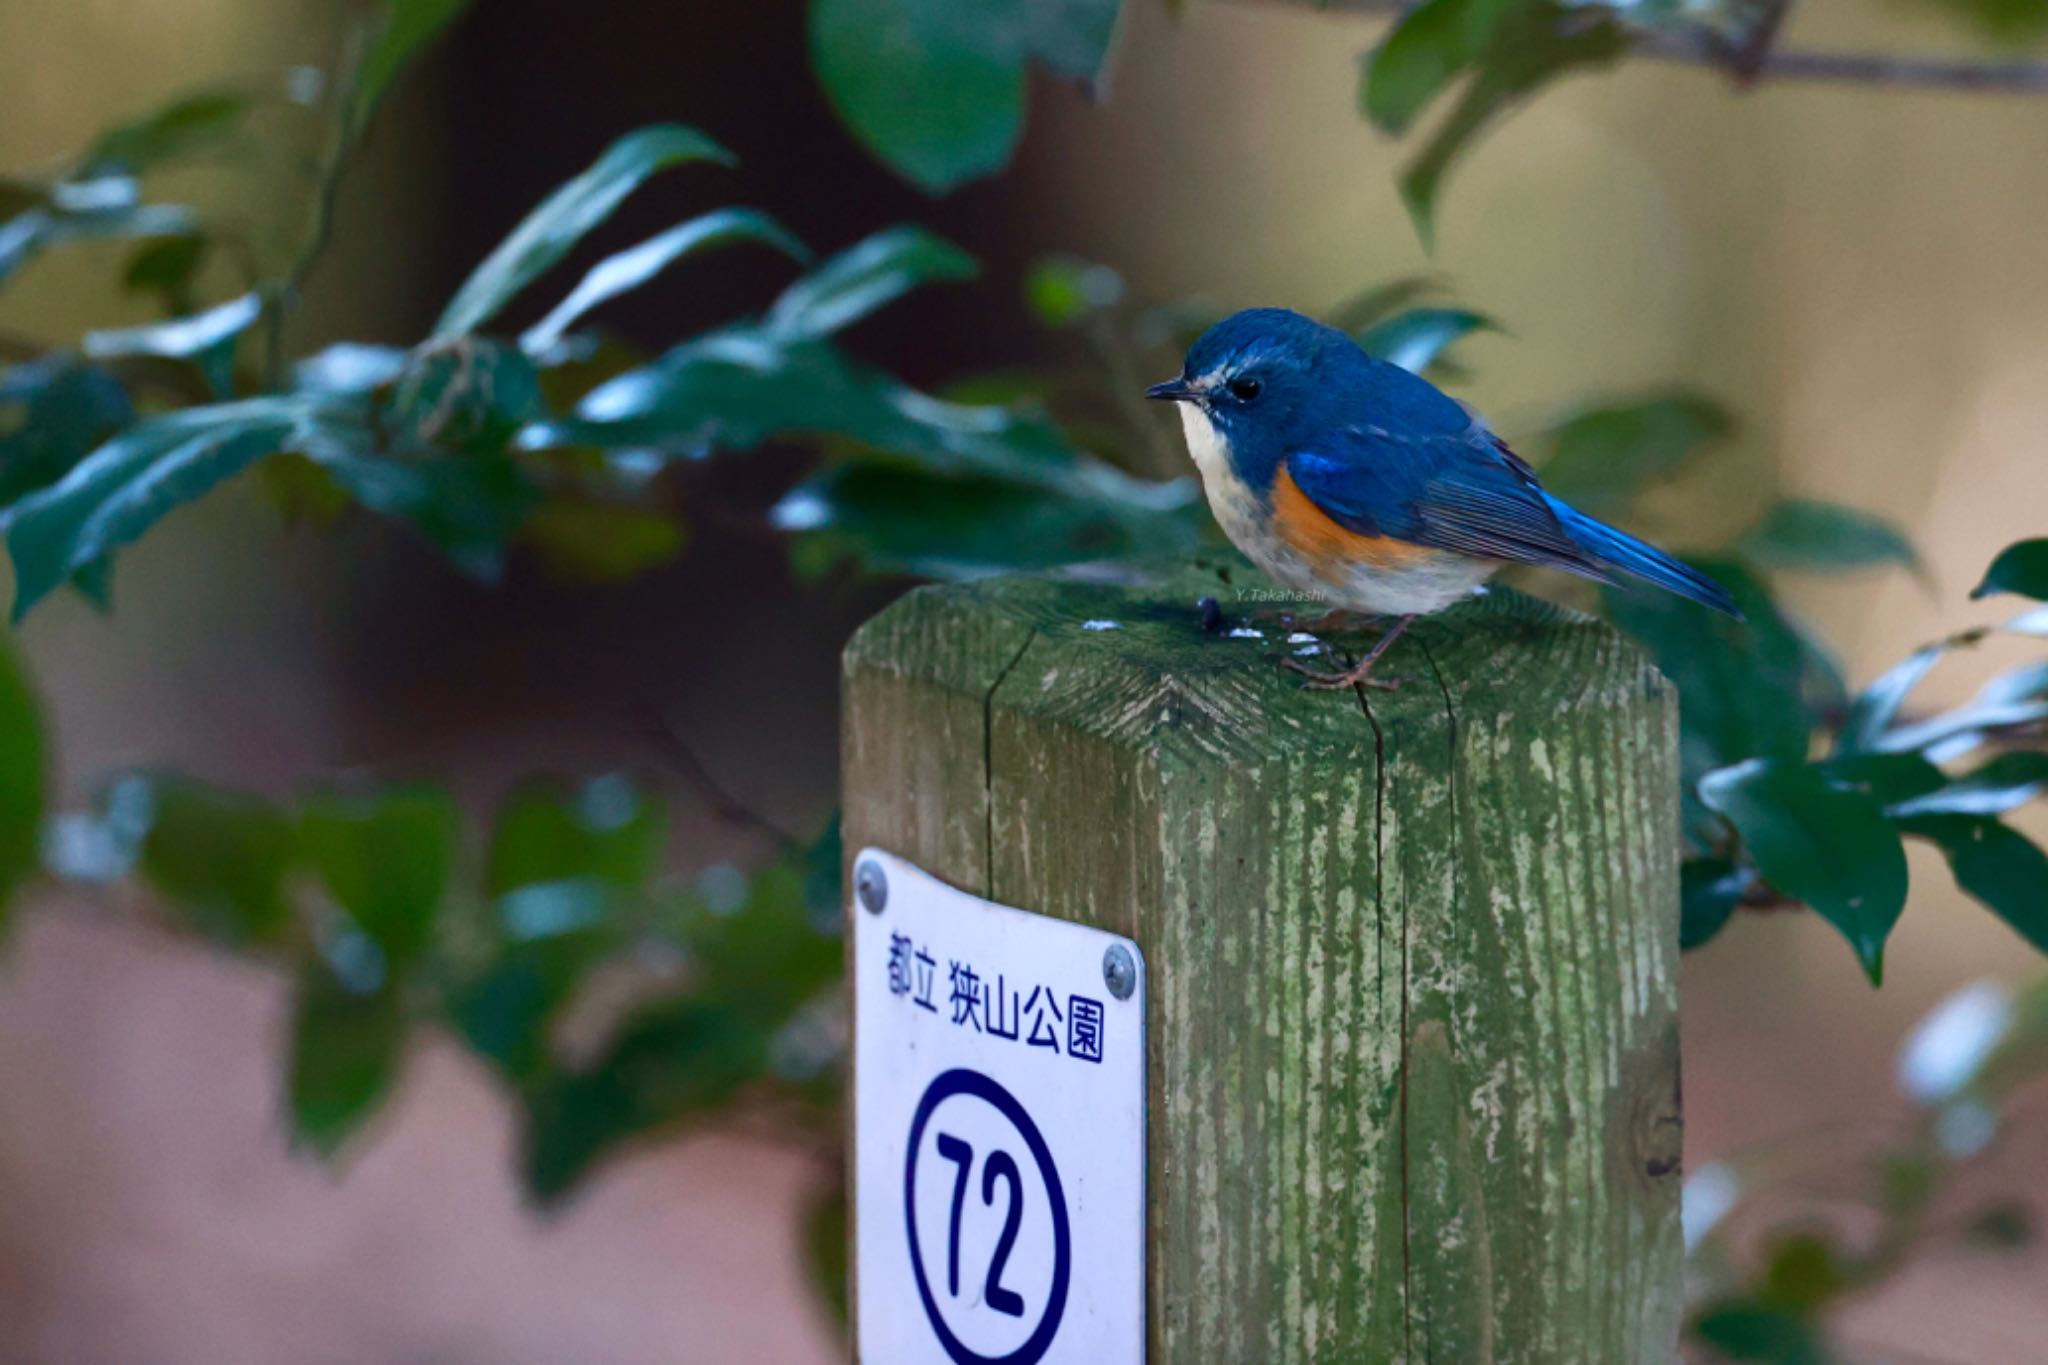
[904,1068,1072,1365]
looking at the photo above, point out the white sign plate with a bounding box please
[854,848,1146,1365]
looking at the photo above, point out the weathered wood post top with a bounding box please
[843,555,1684,1363]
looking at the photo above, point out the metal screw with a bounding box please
[1102,943,1137,1000]
[856,859,888,915]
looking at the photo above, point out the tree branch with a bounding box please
[1273,0,2048,94]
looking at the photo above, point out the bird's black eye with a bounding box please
[1229,376,1263,401]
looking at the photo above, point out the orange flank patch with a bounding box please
[1270,465,1435,580]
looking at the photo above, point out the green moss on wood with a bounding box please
[844,557,1683,1363]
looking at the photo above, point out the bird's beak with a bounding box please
[1146,378,1196,403]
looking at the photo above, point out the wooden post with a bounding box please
[843,557,1685,1363]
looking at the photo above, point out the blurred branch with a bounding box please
[647,715,804,853]
[1257,0,2048,93]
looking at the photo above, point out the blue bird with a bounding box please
[1147,307,1740,690]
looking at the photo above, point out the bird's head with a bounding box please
[1146,307,1365,490]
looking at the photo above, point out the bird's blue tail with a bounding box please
[1543,494,1743,618]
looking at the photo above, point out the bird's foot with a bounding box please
[1276,611,1420,694]
[1279,656,1403,692]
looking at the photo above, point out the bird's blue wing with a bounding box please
[1286,423,1613,580]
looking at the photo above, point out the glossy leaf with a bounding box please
[1838,641,1947,755]
[520,208,809,357]
[1819,751,1947,809]
[0,629,44,927]
[355,0,475,123]
[1972,537,2048,602]
[1355,306,1496,376]
[83,291,262,396]
[1898,815,2048,953]
[1700,757,1909,984]
[808,0,1122,194]
[766,225,977,342]
[0,357,134,512]
[299,786,460,966]
[1680,856,1745,951]
[1535,392,1732,516]
[1732,498,1922,578]
[386,337,543,456]
[1889,752,2048,818]
[288,959,405,1157]
[1878,660,2048,757]
[433,125,732,340]
[4,397,322,620]
[137,776,295,945]
[0,188,195,289]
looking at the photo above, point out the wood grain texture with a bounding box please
[843,557,1684,1363]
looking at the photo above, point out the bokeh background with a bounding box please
[1,0,2044,1360]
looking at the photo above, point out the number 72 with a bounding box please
[934,1133,1026,1318]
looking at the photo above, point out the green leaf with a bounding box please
[0,357,135,512]
[288,958,405,1157]
[521,500,686,582]
[355,0,476,124]
[1972,537,2048,602]
[1022,254,1124,329]
[521,993,768,1202]
[1700,757,1910,984]
[1691,1298,1826,1364]
[520,208,809,357]
[1603,559,1816,813]
[1398,2,1628,244]
[386,337,543,456]
[1355,306,1496,376]
[0,188,196,290]
[1325,276,1442,334]
[1732,498,1922,578]
[805,1182,850,1324]
[121,234,209,317]
[1897,815,2048,953]
[1889,752,2048,819]
[299,786,460,965]
[486,776,664,895]
[1361,0,1489,135]
[137,776,295,945]
[83,292,262,397]
[777,458,1202,580]
[433,125,732,340]
[80,89,252,177]
[1535,392,1732,516]
[0,628,45,928]
[1877,660,2048,759]
[518,862,840,1201]
[808,0,1122,194]
[4,397,316,620]
[1819,751,1947,809]
[448,903,614,1084]
[1839,641,1947,755]
[766,225,977,342]
[1680,856,1744,951]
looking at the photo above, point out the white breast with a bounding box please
[1175,405,1494,617]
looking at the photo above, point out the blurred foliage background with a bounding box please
[2,0,2047,1361]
